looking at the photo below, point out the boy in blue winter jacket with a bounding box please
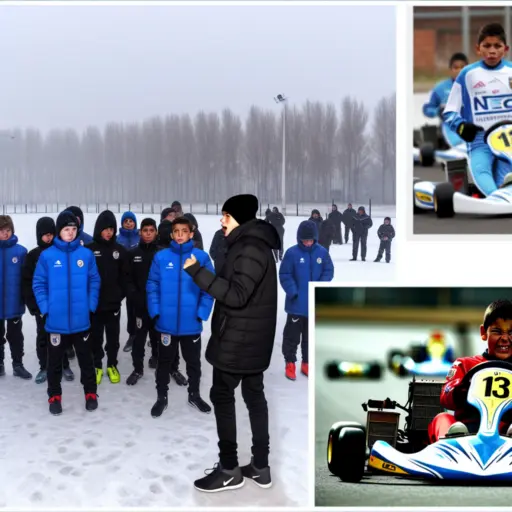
[117,211,140,353]
[0,215,31,380]
[33,210,101,415]
[147,216,215,418]
[279,220,334,380]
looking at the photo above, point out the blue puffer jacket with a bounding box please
[117,211,140,250]
[279,221,334,317]
[33,236,101,334]
[0,235,27,320]
[147,240,214,336]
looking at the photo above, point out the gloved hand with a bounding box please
[457,122,484,142]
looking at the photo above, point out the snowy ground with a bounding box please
[0,209,394,508]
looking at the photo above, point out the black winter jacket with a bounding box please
[352,213,373,235]
[186,220,280,374]
[319,219,336,248]
[209,228,227,273]
[86,211,129,312]
[125,240,159,318]
[377,223,395,241]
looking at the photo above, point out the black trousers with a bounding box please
[0,318,24,365]
[333,223,342,244]
[131,313,158,374]
[47,331,96,397]
[282,314,309,364]
[155,333,201,394]
[35,314,69,371]
[211,368,269,470]
[376,240,392,262]
[126,299,136,336]
[352,232,368,260]
[90,310,121,368]
[344,224,353,243]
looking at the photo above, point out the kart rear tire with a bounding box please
[419,143,435,167]
[327,422,366,482]
[325,362,341,379]
[434,182,455,218]
[410,345,428,363]
[368,363,382,379]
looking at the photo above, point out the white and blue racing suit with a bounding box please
[443,59,512,195]
[423,78,464,147]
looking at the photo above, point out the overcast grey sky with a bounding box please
[1,5,395,134]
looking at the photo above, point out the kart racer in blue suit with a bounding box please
[443,23,512,196]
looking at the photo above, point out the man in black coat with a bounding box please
[184,194,279,493]
[271,206,285,260]
[22,217,73,384]
[328,204,343,245]
[342,203,356,243]
[209,228,227,273]
[318,217,335,252]
[374,217,395,263]
[350,206,373,262]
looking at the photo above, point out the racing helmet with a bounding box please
[426,331,447,359]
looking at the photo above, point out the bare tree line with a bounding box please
[0,94,395,206]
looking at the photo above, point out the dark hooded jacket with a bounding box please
[352,206,373,235]
[186,219,280,374]
[157,220,172,250]
[378,217,395,241]
[22,216,56,315]
[86,210,129,312]
[66,206,93,245]
[318,218,336,249]
[342,206,357,228]
[184,213,204,251]
[270,208,285,239]
[209,228,227,273]
[308,209,324,231]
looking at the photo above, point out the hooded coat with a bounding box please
[186,219,280,374]
[0,234,27,320]
[279,221,334,317]
[86,210,129,312]
[117,211,140,250]
[209,228,227,273]
[66,206,93,245]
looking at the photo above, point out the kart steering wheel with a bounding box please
[460,360,512,389]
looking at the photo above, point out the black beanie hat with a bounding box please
[93,210,117,241]
[56,210,79,238]
[141,218,157,230]
[222,194,258,225]
[66,206,84,226]
[36,216,56,240]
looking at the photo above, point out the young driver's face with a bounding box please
[477,36,509,67]
[172,223,193,244]
[481,318,512,360]
[140,225,157,243]
[0,228,12,241]
[449,59,467,80]
[101,228,114,241]
[123,218,135,230]
[221,213,239,237]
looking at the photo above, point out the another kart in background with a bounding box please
[388,331,455,377]
[327,361,512,483]
[325,360,383,380]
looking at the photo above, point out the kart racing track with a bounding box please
[315,325,512,507]
[413,163,512,235]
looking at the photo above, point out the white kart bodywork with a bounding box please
[412,144,467,164]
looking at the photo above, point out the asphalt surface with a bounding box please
[315,323,512,507]
[413,162,512,235]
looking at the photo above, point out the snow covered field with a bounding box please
[0,209,394,508]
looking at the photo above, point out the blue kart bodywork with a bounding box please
[370,362,512,480]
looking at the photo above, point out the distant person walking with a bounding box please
[350,206,373,262]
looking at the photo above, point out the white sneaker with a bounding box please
[446,421,469,438]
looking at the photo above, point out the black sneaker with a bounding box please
[172,370,188,386]
[194,463,244,493]
[126,371,143,385]
[151,395,168,418]
[13,364,32,380]
[48,395,62,415]
[188,393,211,414]
[0,363,5,377]
[241,457,272,488]
[85,393,98,411]
[374,258,380,262]
[350,258,357,261]
[63,367,75,382]
[123,335,135,353]
[66,346,76,360]
[148,356,157,370]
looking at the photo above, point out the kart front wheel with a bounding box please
[419,143,435,167]
[434,182,455,218]
[327,422,366,483]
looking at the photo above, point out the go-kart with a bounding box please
[388,339,455,378]
[328,361,512,483]
[414,121,512,218]
[325,360,382,380]
[413,113,467,167]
